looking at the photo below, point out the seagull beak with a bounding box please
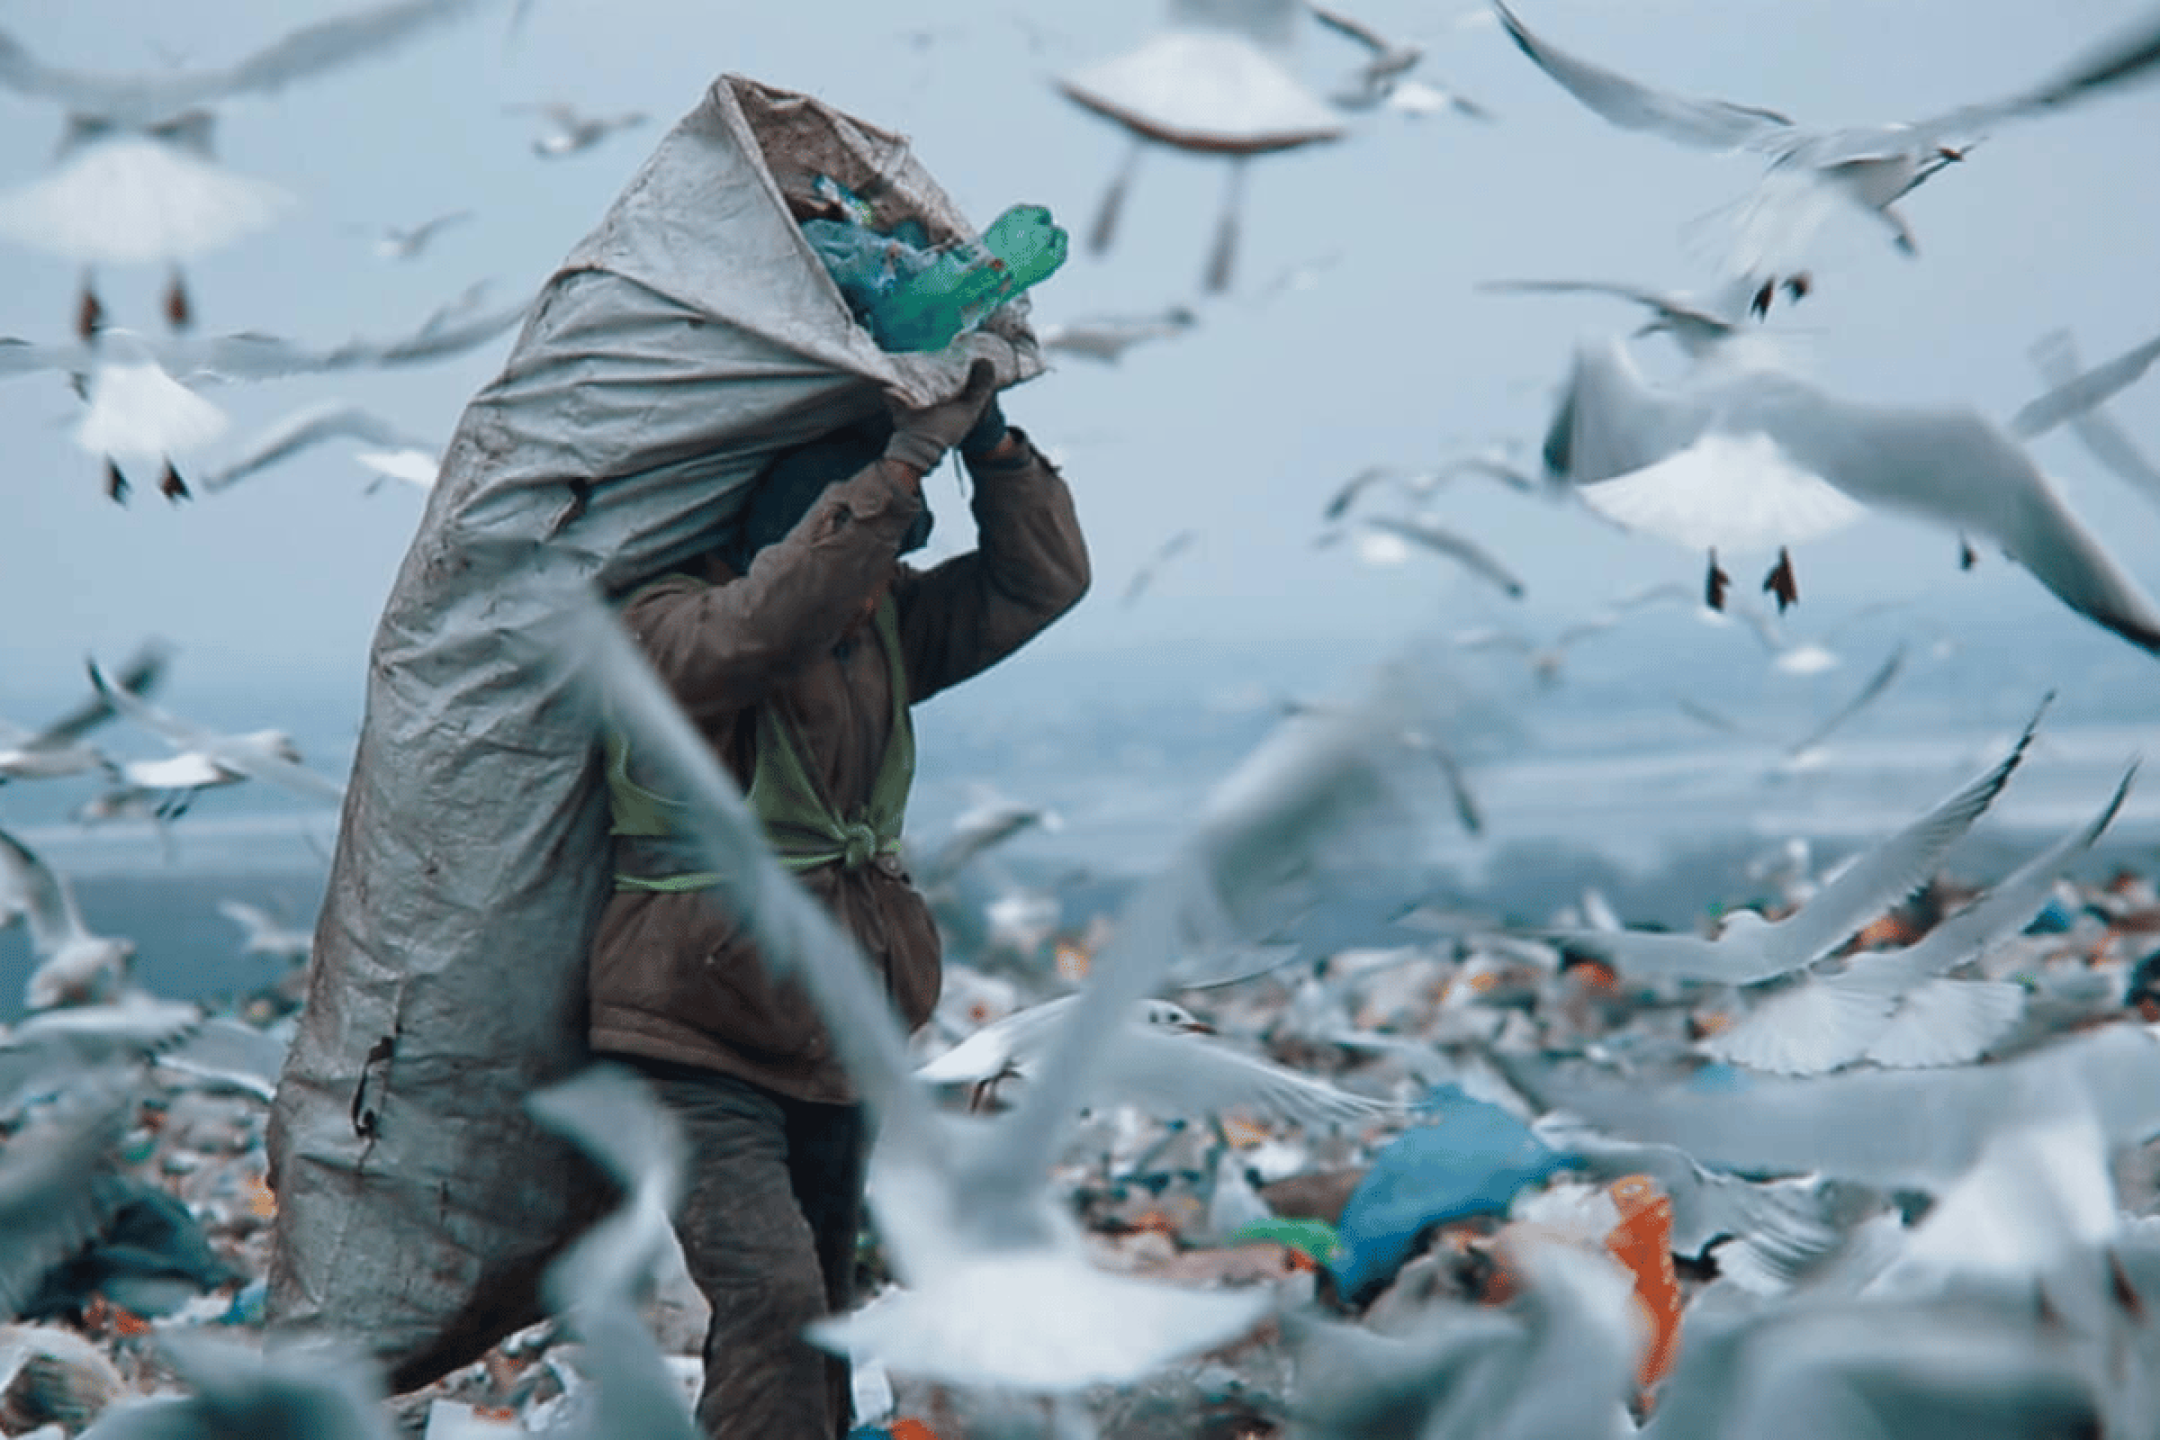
[1179,1019,1216,1036]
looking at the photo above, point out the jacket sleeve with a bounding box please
[893,428,1091,705]
[620,460,925,723]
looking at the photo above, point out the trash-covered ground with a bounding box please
[6,832,2158,1438]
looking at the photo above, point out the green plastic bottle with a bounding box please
[871,205,1069,353]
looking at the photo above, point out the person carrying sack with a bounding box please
[591,356,1089,1438]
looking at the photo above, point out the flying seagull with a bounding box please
[1308,2,1494,119]
[1059,0,1345,293]
[1492,0,2160,277]
[1541,336,2160,653]
[1541,699,2041,989]
[2015,325,2160,514]
[0,0,510,333]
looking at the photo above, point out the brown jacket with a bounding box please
[588,432,1089,1103]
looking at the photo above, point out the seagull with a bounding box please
[509,101,649,158]
[69,330,228,502]
[0,640,172,782]
[1321,445,1551,522]
[1480,274,1773,358]
[0,991,202,1121]
[357,208,473,261]
[1542,700,2039,989]
[0,823,136,1011]
[0,1075,133,1322]
[567,594,1450,1392]
[1492,0,2160,276]
[1677,644,1907,766]
[1704,763,2136,1077]
[1344,513,1527,599]
[216,900,313,965]
[0,289,531,388]
[1122,528,1199,606]
[195,400,438,495]
[924,995,1399,1128]
[1543,336,2160,653]
[1454,618,1619,689]
[1718,595,1842,675]
[0,0,509,333]
[525,1066,702,1440]
[88,659,346,808]
[2015,325,2160,513]
[1308,2,1494,119]
[4,297,521,501]
[915,794,1062,890]
[1058,0,1345,292]
[1037,304,1197,364]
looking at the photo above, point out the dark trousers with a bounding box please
[620,1057,868,1440]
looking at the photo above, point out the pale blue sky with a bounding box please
[3,0,2159,733]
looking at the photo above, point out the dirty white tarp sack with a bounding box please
[265,73,1044,1392]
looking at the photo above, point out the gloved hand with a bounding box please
[958,395,1009,460]
[884,358,999,474]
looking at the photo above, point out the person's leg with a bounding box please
[625,1058,843,1440]
[783,1096,869,1440]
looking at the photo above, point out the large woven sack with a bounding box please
[265,74,1043,1392]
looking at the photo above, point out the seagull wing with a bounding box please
[198,401,429,493]
[1578,428,1869,553]
[1754,382,2160,654]
[0,824,90,957]
[913,996,1079,1085]
[1784,644,1905,756]
[211,741,348,804]
[0,0,495,118]
[2023,330,2160,508]
[1491,0,1794,150]
[183,0,503,108]
[1555,1021,2160,1191]
[2010,326,2160,439]
[1854,761,2133,984]
[0,1077,131,1320]
[1480,276,1729,332]
[1090,1026,1401,1129]
[31,635,173,748]
[1360,515,1526,598]
[1885,3,2160,154]
[1764,701,2036,963]
[1537,923,1731,982]
[1308,2,1389,56]
[1860,978,2028,1069]
[1697,967,1903,1075]
[89,658,217,750]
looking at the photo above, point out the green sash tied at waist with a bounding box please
[605,592,914,890]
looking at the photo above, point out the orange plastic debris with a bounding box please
[1605,1174,1682,1388]
[1054,939,1091,981]
[1219,1114,1269,1149]
[891,1420,944,1440]
[108,1302,152,1337]
[245,1174,278,1218]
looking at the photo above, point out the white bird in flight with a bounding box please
[0,823,136,1011]
[1308,2,1494,120]
[1059,0,1345,292]
[196,400,439,496]
[510,101,649,158]
[89,659,347,808]
[1541,336,2160,653]
[1543,700,2041,991]
[0,0,509,334]
[2015,325,2160,515]
[1492,0,2160,278]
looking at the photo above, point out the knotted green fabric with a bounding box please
[607,594,913,890]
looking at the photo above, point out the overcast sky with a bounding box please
[4,0,2159,729]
